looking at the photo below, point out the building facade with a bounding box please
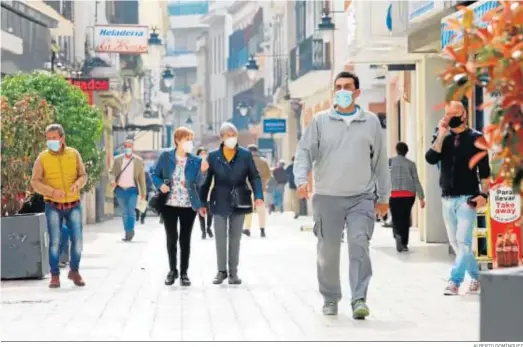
[1,1,57,75]
[163,1,209,145]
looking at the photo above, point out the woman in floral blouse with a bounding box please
[152,127,208,286]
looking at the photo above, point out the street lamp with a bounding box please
[148,28,162,46]
[237,102,249,117]
[317,9,335,43]
[162,68,174,88]
[245,55,259,81]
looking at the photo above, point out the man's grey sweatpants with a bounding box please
[312,193,375,303]
[214,214,245,276]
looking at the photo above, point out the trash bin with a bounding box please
[480,267,523,342]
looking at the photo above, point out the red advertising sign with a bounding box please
[66,78,109,105]
[489,183,522,268]
[66,78,110,91]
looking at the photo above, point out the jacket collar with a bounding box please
[328,106,367,122]
[168,149,196,164]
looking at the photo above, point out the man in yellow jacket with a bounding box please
[31,124,88,288]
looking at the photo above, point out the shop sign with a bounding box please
[66,78,110,105]
[94,25,148,54]
[408,0,444,23]
[489,184,522,268]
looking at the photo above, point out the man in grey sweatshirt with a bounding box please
[294,71,391,319]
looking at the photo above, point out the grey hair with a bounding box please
[45,124,65,137]
[219,122,238,137]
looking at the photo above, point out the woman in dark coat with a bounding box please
[199,122,264,285]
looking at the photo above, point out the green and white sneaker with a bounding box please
[352,299,370,320]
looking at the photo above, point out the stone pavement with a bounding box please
[0,213,479,341]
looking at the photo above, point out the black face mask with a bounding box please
[448,115,464,129]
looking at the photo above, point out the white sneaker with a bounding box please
[467,279,480,294]
[443,281,460,296]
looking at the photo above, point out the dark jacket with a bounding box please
[273,166,288,184]
[152,149,204,211]
[200,145,264,216]
[285,164,296,189]
[425,128,490,197]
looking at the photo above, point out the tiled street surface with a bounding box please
[1,213,479,341]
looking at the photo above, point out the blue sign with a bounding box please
[168,1,209,16]
[263,119,286,134]
[441,1,499,49]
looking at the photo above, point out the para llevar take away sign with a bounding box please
[94,25,149,54]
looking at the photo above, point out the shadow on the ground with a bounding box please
[372,244,453,264]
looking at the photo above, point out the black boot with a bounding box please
[213,271,228,284]
[202,230,207,239]
[260,228,266,238]
[242,229,251,237]
[207,228,213,238]
[165,270,178,285]
[180,273,191,286]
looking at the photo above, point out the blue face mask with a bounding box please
[47,140,61,152]
[334,89,353,108]
[124,148,133,155]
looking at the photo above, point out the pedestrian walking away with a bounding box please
[243,144,271,238]
[272,160,287,213]
[389,142,425,252]
[200,122,264,285]
[152,127,207,286]
[196,147,214,240]
[135,169,154,224]
[425,101,490,296]
[30,124,88,288]
[286,156,301,219]
[294,71,391,319]
[111,137,146,242]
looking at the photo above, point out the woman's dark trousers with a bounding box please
[161,206,197,274]
[389,197,416,247]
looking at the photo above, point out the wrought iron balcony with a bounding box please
[289,36,331,81]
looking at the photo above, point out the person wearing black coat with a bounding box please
[199,122,264,285]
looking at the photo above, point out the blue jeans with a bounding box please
[273,184,285,212]
[44,203,83,275]
[115,187,138,234]
[441,196,480,286]
[60,224,70,262]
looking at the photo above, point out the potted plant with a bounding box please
[438,1,523,341]
[1,95,52,279]
[1,72,105,279]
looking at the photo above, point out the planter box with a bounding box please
[1,213,49,280]
[480,267,523,342]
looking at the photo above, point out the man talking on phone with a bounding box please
[425,101,490,296]
[294,71,390,319]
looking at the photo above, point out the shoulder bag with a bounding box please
[113,157,134,190]
[148,153,172,214]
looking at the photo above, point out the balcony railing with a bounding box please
[289,36,331,81]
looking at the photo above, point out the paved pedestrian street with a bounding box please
[0,213,478,341]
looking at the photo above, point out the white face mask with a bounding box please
[224,137,238,149]
[182,140,194,153]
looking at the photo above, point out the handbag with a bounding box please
[230,184,253,209]
[148,153,172,214]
